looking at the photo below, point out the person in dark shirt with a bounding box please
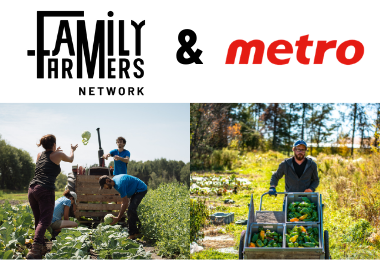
[27,134,78,259]
[268,140,319,196]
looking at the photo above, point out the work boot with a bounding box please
[51,230,60,240]
[41,244,48,256]
[26,242,43,259]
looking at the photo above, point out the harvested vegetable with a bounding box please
[285,225,320,248]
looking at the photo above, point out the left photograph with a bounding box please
[0,103,190,259]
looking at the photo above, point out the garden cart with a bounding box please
[238,192,330,259]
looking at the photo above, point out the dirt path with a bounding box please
[198,226,238,254]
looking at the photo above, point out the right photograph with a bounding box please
[190,103,380,259]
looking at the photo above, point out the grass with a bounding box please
[191,150,380,259]
[191,248,238,259]
[0,189,67,202]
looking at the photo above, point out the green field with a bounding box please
[0,190,67,202]
[190,151,380,259]
[0,183,189,259]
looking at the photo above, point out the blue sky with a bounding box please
[0,104,189,175]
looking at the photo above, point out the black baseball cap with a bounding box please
[99,175,110,190]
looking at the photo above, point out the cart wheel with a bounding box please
[238,230,246,259]
[324,230,330,259]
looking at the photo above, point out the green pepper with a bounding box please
[267,240,275,247]
[273,235,278,242]
[287,229,292,234]
[299,240,304,246]
[298,236,304,242]
[303,242,316,247]
[297,207,303,213]
[305,235,310,242]
[300,208,311,215]
[252,233,259,242]
[279,236,283,242]
[313,227,319,234]
[256,239,264,247]
[294,212,302,218]
[299,201,310,207]
[301,197,311,203]
[263,239,268,246]
[288,242,294,247]
[294,201,301,206]
[310,237,317,244]
[289,232,297,237]
[266,231,273,238]
[273,242,278,247]
[294,242,299,247]
[285,234,290,243]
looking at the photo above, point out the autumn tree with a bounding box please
[190,103,233,169]
[232,104,263,150]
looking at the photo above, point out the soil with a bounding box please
[138,239,163,259]
[199,226,236,249]
[0,199,28,206]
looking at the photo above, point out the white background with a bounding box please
[0,0,379,102]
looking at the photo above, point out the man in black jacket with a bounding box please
[269,140,319,196]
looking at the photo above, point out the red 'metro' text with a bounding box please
[225,35,364,65]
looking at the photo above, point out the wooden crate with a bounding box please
[75,175,126,222]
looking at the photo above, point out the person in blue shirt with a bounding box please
[102,136,130,175]
[48,190,78,239]
[99,174,147,239]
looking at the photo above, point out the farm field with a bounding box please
[0,189,66,204]
[0,183,189,259]
[190,151,380,259]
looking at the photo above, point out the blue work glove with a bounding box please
[269,187,277,197]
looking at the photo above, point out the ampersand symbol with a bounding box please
[176,29,203,65]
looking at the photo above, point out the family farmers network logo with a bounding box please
[27,11,145,96]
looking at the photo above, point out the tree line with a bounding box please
[0,135,35,190]
[109,159,190,189]
[0,134,189,190]
[190,103,380,170]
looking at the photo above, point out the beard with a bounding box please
[294,153,305,161]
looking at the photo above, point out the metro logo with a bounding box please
[225,35,364,65]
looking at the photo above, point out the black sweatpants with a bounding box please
[127,190,147,235]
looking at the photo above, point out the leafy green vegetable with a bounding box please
[81,131,91,145]
[104,214,114,225]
